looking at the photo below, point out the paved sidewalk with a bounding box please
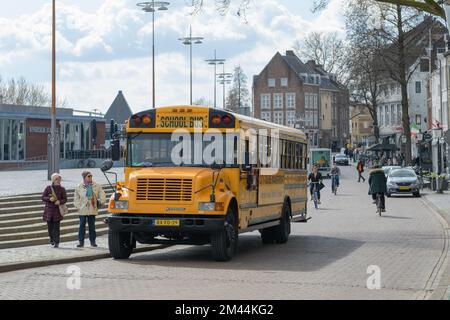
[0,167,124,197]
[0,235,166,273]
[422,190,450,300]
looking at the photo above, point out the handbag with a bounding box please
[51,186,68,217]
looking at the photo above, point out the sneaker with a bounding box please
[372,201,376,204]
[77,243,84,248]
[382,209,386,212]
[53,243,59,248]
[90,243,98,248]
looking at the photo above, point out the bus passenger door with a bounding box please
[239,139,258,226]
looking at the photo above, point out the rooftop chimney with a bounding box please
[285,50,296,57]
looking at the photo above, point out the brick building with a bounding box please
[350,103,374,147]
[253,50,349,149]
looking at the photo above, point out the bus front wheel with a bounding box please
[108,230,133,259]
[211,207,238,262]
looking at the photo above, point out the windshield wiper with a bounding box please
[128,131,144,141]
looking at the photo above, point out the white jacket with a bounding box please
[74,182,106,216]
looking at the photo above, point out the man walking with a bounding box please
[74,171,106,247]
[357,159,366,182]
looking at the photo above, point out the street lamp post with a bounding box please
[137,1,170,109]
[205,50,225,109]
[217,64,232,110]
[178,26,203,105]
[48,0,59,180]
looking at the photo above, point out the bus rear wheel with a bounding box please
[211,207,238,262]
[108,230,133,259]
[260,203,291,244]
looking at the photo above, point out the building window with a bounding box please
[416,114,421,125]
[274,111,283,125]
[397,104,402,124]
[0,119,25,161]
[305,111,313,127]
[287,111,296,127]
[273,93,283,109]
[391,105,395,125]
[313,111,318,127]
[280,78,288,87]
[415,81,421,94]
[286,93,295,109]
[261,111,271,122]
[261,94,270,109]
[268,78,275,87]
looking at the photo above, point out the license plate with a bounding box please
[399,186,410,190]
[154,219,180,226]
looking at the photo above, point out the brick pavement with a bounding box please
[0,165,447,299]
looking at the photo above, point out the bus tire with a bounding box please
[211,207,238,262]
[274,203,291,244]
[108,230,133,259]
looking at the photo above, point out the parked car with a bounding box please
[386,168,421,197]
[382,166,402,177]
[334,154,349,166]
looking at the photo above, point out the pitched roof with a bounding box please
[104,91,133,124]
[281,50,314,74]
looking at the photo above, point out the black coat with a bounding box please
[368,169,387,194]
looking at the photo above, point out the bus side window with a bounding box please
[242,139,251,171]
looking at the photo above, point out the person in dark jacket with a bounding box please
[368,165,387,211]
[42,173,67,248]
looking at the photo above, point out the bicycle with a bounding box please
[309,181,320,209]
[331,174,339,195]
[375,193,383,216]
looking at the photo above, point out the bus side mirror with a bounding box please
[101,160,113,172]
[111,140,121,161]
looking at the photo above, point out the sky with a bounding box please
[0,0,346,114]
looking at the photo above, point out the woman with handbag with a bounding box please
[74,171,106,248]
[42,173,68,248]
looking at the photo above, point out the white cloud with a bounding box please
[0,0,346,114]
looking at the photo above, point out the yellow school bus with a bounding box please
[106,106,308,261]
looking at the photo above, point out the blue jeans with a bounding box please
[78,215,96,244]
[332,175,340,188]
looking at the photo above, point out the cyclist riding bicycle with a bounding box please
[308,165,323,204]
[368,163,387,212]
[330,163,341,190]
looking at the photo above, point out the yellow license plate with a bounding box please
[399,186,410,190]
[154,219,180,226]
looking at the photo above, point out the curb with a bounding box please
[421,195,450,300]
[0,244,171,274]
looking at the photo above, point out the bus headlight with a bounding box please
[199,202,224,211]
[114,201,128,209]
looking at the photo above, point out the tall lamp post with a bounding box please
[137,1,170,109]
[217,69,232,110]
[48,0,59,180]
[205,50,225,109]
[178,26,203,105]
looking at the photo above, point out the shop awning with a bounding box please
[366,143,399,151]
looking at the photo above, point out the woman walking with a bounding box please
[42,173,67,248]
[74,171,106,248]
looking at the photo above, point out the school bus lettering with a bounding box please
[159,116,204,128]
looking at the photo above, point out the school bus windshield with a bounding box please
[126,133,239,167]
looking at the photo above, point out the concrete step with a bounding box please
[0,208,109,222]
[0,221,109,242]
[0,191,114,208]
[0,213,109,234]
[0,228,109,249]
[0,185,113,203]
[0,192,112,214]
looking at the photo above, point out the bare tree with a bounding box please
[187,0,252,17]
[226,65,250,114]
[294,31,349,84]
[193,97,214,107]
[0,76,67,108]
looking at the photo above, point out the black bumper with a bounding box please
[107,214,226,234]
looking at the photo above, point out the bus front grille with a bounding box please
[136,178,193,202]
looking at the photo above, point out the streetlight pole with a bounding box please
[205,50,225,109]
[48,0,59,180]
[217,64,232,110]
[178,26,203,105]
[137,1,170,109]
